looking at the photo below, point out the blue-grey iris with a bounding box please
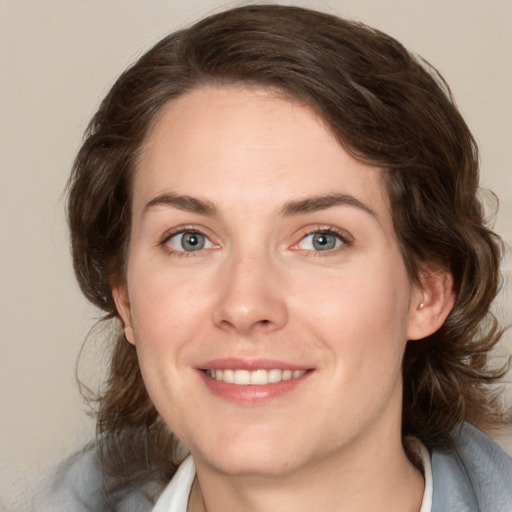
[182,233,205,251]
[312,233,337,250]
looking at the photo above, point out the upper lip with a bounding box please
[198,358,312,371]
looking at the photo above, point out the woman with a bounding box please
[45,4,511,511]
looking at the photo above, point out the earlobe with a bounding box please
[407,268,455,341]
[112,283,136,345]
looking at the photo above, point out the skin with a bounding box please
[113,85,454,512]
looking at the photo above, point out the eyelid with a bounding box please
[159,225,219,254]
[290,225,353,252]
[158,224,352,255]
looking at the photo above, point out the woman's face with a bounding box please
[114,85,440,478]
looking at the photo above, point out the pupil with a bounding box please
[183,233,204,251]
[313,233,336,250]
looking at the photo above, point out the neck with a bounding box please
[187,427,424,512]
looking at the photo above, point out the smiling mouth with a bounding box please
[204,368,307,385]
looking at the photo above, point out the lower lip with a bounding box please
[198,370,312,405]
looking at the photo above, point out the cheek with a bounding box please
[126,275,204,429]
[294,259,411,335]
[124,264,217,398]
[127,257,211,336]
[292,258,411,381]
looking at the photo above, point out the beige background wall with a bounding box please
[1,1,511,510]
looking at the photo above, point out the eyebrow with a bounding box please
[280,193,378,218]
[142,191,377,220]
[143,193,217,216]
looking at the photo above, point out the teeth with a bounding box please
[206,368,306,385]
[251,369,268,385]
[223,369,234,383]
[282,370,292,380]
[268,369,282,383]
[234,370,250,385]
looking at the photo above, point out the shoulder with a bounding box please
[34,444,105,511]
[431,422,512,512]
[33,443,162,512]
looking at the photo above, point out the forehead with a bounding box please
[134,85,391,224]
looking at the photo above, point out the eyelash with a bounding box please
[160,227,215,257]
[292,226,352,255]
[159,225,352,257]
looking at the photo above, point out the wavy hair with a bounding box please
[67,4,507,502]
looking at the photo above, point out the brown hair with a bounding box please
[67,3,507,500]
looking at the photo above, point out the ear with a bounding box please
[112,283,136,345]
[407,267,455,341]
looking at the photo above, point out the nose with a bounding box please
[212,251,288,336]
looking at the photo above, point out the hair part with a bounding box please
[67,4,508,500]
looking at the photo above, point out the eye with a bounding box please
[296,230,346,252]
[165,231,214,252]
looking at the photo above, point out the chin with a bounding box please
[211,450,304,478]
[192,427,309,478]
